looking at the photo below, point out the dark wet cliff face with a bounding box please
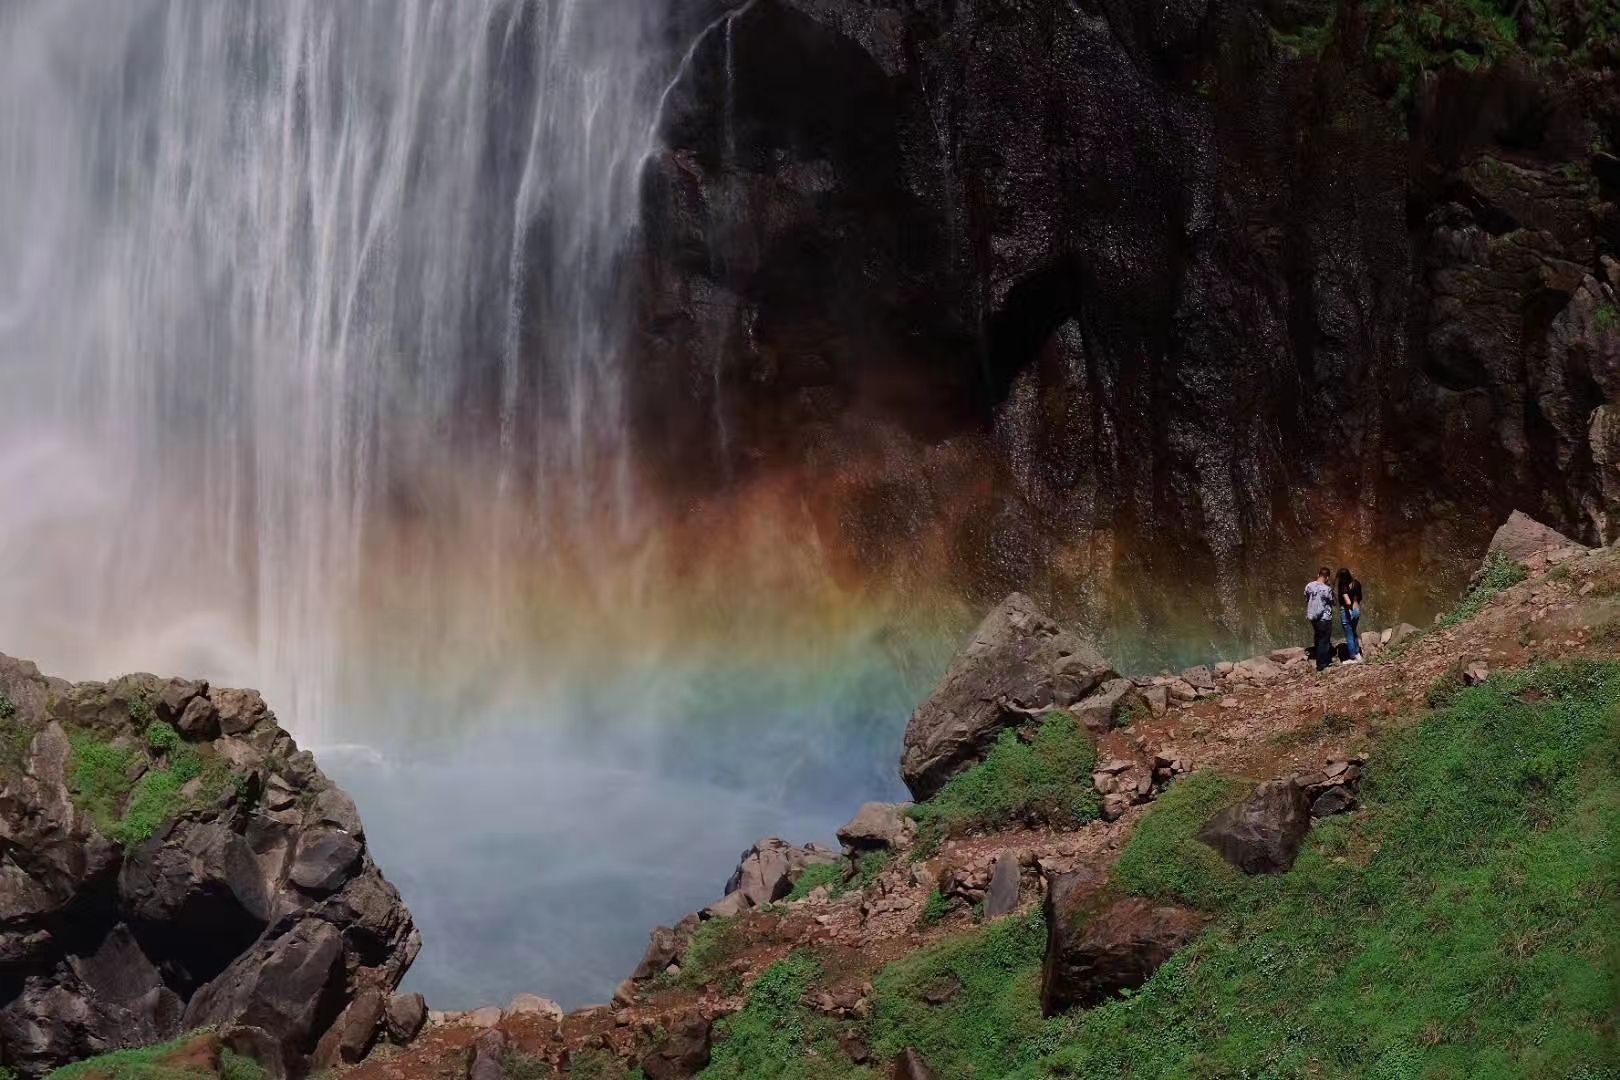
[629,0,1620,650]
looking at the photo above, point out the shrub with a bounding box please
[919,888,952,928]
[908,712,1100,847]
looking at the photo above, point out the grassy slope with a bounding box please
[40,1034,265,1080]
[698,661,1620,1079]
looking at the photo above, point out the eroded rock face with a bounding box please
[639,1011,713,1080]
[633,0,1620,638]
[1197,779,1312,875]
[721,837,839,908]
[1484,510,1588,566]
[901,593,1113,799]
[0,653,418,1078]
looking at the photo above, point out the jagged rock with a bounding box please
[1197,780,1312,875]
[984,850,1022,919]
[900,594,1114,799]
[1042,895,1205,1014]
[632,925,687,981]
[1463,661,1491,686]
[1070,678,1144,734]
[703,891,750,920]
[468,1028,507,1080]
[1485,510,1588,567]
[891,1048,937,1080]
[220,1026,286,1080]
[1309,787,1357,817]
[311,988,385,1069]
[384,991,427,1044]
[1180,666,1217,692]
[723,838,839,907]
[1236,656,1284,683]
[1142,685,1168,718]
[837,802,916,852]
[0,652,418,1079]
[640,1012,712,1080]
[1387,623,1421,647]
[1166,680,1198,703]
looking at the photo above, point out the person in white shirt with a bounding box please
[1304,566,1336,672]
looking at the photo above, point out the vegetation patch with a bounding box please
[786,861,845,901]
[714,660,1620,1078]
[699,952,868,1079]
[565,1049,644,1080]
[679,917,757,992]
[907,712,1100,850]
[869,914,1055,1078]
[67,723,231,847]
[0,691,31,771]
[1441,550,1528,628]
[45,1034,266,1080]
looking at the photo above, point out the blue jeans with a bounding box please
[1342,608,1360,659]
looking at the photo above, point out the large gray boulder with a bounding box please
[901,594,1114,799]
[722,837,839,908]
[1484,510,1588,566]
[0,653,418,1079]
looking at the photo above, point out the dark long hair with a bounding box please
[1336,568,1353,606]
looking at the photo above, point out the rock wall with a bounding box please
[630,0,1620,635]
[0,655,418,1078]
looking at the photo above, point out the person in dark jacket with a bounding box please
[1338,568,1364,663]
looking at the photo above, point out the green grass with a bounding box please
[1597,303,1620,334]
[45,1033,266,1080]
[0,691,30,771]
[1441,551,1528,628]
[907,712,1100,850]
[680,917,757,992]
[1110,770,1250,913]
[920,888,952,927]
[712,660,1620,1078]
[870,914,1057,1078]
[566,1050,644,1080]
[67,727,229,847]
[699,953,871,1080]
[787,861,845,902]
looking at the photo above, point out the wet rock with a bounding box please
[640,1011,712,1080]
[1197,780,1312,875]
[0,652,416,1079]
[837,802,916,853]
[900,594,1113,799]
[1042,893,1204,1015]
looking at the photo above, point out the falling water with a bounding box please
[0,0,670,734]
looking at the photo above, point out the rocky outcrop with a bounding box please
[836,802,915,854]
[639,1011,713,1080]
[632,0,1620,645]
[900,593,1113,799]
[0,654,418,1078]
[1041,894,1206,1016]
[1198,779,1313,875]
[1483,510,1590,567]
[716,837,838,911]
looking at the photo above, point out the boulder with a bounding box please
[631,925,687,981]
[1041,895,1205,1014]
[506,993,564,1021]
[1387,623,1421,647]
[892,1049,938,1080]
[1180,666,1217,692]
[640,1011,713,1080]
[383,991,427,1044]
[1484,510,1587,566]
[1309,787,1357,817]
[0,652,418,1079]
[468,1028,507,1080]
[723,838,839,907]
[1235,656,1284,683]
[1142,685,1168,718]
[1197,780,1312,875]
[1070,679,1144,734]
[984,851,1022,919]
[837,802,916,852]
[1269,647,1307,664]
[900,594,1114,799]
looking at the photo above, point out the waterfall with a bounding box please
[0,0,670,735]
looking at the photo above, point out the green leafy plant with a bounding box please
[920,888,952,928]
[907,712,1100,848]
[1596,302,1620,333]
